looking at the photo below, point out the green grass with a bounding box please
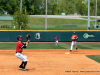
[0,42,100,50]
[29,17,45,25]
[0,16,97,30]
[2,42,100,64]
[0,21,11,25]
[0,43,16,50]
[80,17,97,20]
[28,17,88,30]
[28,17,88,25]
[86,55,100,63]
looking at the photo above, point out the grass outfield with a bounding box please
[0,42,100,50]
[86,55,100,63]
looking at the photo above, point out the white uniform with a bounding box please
[55,37,59,45]
[70,41,77,50]
[55,40,58,45]
[15,52,28,62]
[70,34,78,51]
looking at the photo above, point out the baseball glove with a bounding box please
[71,37,75,40]
[26,34,31,40]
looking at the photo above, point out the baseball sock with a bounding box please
[23,61,27,69]
[20,61,24,66]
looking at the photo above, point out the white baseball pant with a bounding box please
[55,40,58,45]
[15,52,28,62]
[70,41,77,51]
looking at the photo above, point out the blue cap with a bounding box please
[17,35,22,40]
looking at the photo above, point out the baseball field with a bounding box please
[0,42,100,75]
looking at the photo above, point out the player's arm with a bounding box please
[76,37,78,39]
[75,36,78,39]
[71,36,74,40]
[21,43,27,48]
[26,40,30,46]
[21,40,30,48]
[58,37,59,40]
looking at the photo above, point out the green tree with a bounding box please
[13,9,29,30]
[29,0,43,15]
[75,0,88,15]
[0,0,100,16]
[6,0,20,15]
[0,0,8,15]
[47,0,58,15]
[56,0,75,15]
[97,0,100,15]
[90,0,95,16]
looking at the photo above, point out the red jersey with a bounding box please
[71,35,78,41]
[16,41,24,53]
[55,37,59,41]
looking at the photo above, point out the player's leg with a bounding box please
[22,54,28,71]
[22,61,27,71]
[55,40,58,45]
[56,40,58,45]
[15,53,28,70]
[15,53,28,62]
[55,40,56,45]
[19,61,24,68]
[19,54,28,68]
[70,41,74,51]
[74,41,77,50]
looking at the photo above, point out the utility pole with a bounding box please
[20,0,22,30]
[95,0,97,28]
[45,0,47,30]
[87,0,90,30]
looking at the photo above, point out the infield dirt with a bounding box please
[0,49,100,75]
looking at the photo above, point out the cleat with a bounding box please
[70,50,72,52]
[22,68,28,71]
[19,65,24,68]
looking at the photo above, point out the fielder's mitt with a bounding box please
[71,37,75,40]
[26,34,31,40]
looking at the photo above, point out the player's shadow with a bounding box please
[19,68,36,71]
[72,51,78,52]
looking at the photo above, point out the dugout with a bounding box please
[0,16,13,28]
[90,19,100,28]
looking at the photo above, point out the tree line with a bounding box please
[0,0,100,16]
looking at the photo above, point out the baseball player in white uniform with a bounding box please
[70,32,78,52]
[15,35,30,71]
[55,36,59,45]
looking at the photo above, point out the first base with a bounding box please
[65,52,70,54]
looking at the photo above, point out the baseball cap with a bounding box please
[17,35,22,40]
[73,32,75,34]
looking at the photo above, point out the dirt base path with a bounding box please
[0,49,100,75]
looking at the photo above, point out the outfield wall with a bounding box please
[0,31,99,42]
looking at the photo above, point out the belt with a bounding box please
[16,52,21,53]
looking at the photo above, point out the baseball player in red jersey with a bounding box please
[55,36,59,45]
[70,32,78,52]
[15,35,30,71]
